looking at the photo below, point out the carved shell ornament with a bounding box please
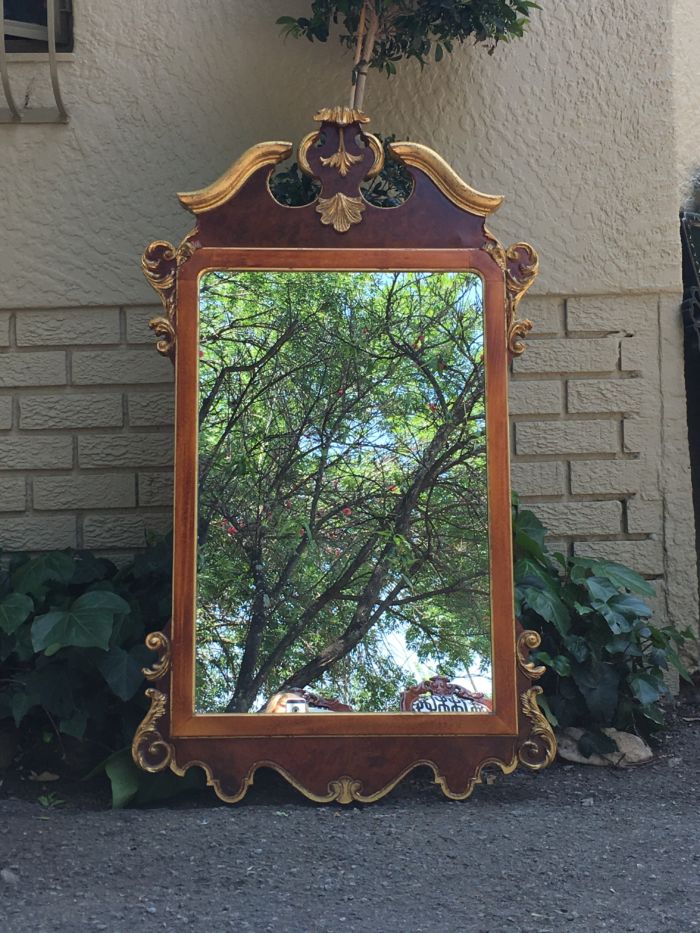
[141,108,538,359]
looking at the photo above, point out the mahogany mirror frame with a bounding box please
[132,108,556,804]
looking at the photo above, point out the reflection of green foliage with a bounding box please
[197,271,490,712]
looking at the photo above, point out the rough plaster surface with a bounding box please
[0,3,697,650]
[0,0,690,307]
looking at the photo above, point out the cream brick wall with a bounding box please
[511,293,698,642]
[0,306,172,559]
[0,1,697,655]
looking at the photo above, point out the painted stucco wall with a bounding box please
[0,1,698,652]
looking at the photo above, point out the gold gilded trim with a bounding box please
[298,129,384,181]
[169,754,520,805]
[320,126,364,177]
[131,688,174,773]
[141,230,197,357]
[178,141,293,214]
[505,241,538,355]
[389,141,503,216]
[517,630,546,680]
[518,687,557,770]
[143,631,171,682]
[314,107,370,125]
[316,192,366,233]
[484,232,539,356]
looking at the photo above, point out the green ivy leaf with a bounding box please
[585,560,654,596]
[0,593,33,634]
[97,646,147,701]
[59,709,88,740]
[514,509,546,558]
[609,594,652,618]
[563,634,590,663]
[572,661,620,723]
[11,689,40,727]
[639,703,665,726]
[103,748,141,809]
[584,576,619,603]
[32,592,129,654]
[536,651,571,677]
[11,553,74,599]
[629,673,666,706]
[597,602,633,635]
[520,585,570,634]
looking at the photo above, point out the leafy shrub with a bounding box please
[514,504,694,754]
[0,537,172,773]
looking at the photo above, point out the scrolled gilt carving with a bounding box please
[484,232,538,356]
[143,631,171,682]
[141,230,197,358]
[518,686,557,770]
[517,630,546,680]
[131,688,174,773]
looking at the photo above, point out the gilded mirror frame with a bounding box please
[133,108,555,804]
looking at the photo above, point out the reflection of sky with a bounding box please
[383,627,492,697]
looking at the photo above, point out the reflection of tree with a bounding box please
[196,271,490,712]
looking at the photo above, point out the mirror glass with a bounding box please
[196,270,492,714]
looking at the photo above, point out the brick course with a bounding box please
[16,309,120,346]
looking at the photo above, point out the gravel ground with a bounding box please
[0,715,698,933]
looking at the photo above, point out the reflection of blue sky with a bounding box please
[383,626,492,697]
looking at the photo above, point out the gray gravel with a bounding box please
[0,718,698,933]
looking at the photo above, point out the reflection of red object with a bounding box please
[199,350,204,359]
[226,525,237,535]
[342,507,352,517]
[428,403,437,412]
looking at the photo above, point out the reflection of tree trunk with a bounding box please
[227,545,267,712]
[278,388,476,692]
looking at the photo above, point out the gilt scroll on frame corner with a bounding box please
[133,108,554,804]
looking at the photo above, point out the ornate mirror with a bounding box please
[133,108,555,803]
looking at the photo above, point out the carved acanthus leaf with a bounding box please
[143,631,171,682]
[141,230,197,358]
[484,231,538,356]
[131,688,173,773]
[517,630,546,680]
[518,687,557,770]
[320,126,364,177]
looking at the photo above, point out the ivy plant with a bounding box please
[513,504,694,756]
[0,538,172,763]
